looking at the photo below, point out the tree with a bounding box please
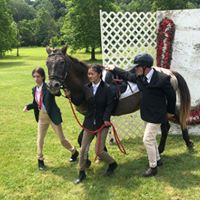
[34,8,58,46]
[116,0,154,12]
[33,0,55,18]
[8,0,36,22]
[0,0,17,56]
[18,19,36,46]
[61,0,118,60]
[50,0,67,19]
[117,0,200,12]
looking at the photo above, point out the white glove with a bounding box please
[105,64,116,71]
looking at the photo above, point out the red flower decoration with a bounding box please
[156,18,175,69]
[156,18,200,124]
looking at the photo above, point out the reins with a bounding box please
[61,93,127,157]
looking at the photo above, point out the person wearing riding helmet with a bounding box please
[23,67,79,170]
[106,53,176,177]
[64,64,117,184]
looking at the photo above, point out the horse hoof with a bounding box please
[109,138,115,145]
[187,141,194,152]
[158,146,165,154]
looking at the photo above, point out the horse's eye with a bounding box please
[60,61,65,65]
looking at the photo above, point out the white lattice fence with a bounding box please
[100,10,157,139]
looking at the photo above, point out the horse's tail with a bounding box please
[172,71,191,129]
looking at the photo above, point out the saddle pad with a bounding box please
[119,82,139,99]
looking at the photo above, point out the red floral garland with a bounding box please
[189,107,200,125]
[156,17,200,125]
[156,18,175,69]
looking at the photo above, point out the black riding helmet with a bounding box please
[132,53,154,68]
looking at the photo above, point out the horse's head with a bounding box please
[46,45,69,95]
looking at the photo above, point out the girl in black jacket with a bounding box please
[65,65,117,184]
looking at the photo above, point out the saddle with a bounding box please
[104,68,138,100]
[104,71,127,99]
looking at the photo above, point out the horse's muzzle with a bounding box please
[47,80,61,95]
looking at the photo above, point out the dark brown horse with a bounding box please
[46,45,194,153]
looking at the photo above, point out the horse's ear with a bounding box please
[46,46,52,55]
[61,44,68,55]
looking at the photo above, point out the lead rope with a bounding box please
[62,94,127,158]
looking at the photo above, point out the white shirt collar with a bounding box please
[92,80,101,88]
[145,68,154,83]
[92,80,101,95]
[36,83,43,91]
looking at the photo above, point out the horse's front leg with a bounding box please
[158,121,171,154]
[181,128,194,151]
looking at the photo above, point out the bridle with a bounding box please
[47,52,68,89]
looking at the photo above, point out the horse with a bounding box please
[46,45,194,154]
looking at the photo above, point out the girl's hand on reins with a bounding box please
[63,89,71,98]
[104,121,111,127]
[105,64,115,71]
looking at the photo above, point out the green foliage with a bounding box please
[34,8,58,46]
[50,0,67,19]
[61,0,118,59]
[33,0,55,18]
[50,36,62,47]
[118,0,200,12]
[8,0,36,22]
[17,19,36,46]
[0,0,17,56]
[1,0,200,55]
[117,0,154,12]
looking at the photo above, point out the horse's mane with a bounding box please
[67,54,89,70]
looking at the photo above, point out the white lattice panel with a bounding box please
[100,11,157,69]
[100,10,157,139]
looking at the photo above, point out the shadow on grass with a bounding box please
[158,151,200,189]
[82,59,102,65]
[47,160,79,180]
[46,136,199,199]
[0,61,25,69]
[81,151,199,199]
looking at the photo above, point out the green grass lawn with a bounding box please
[0,47,200,200]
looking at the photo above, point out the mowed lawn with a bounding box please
[0,47,200,200]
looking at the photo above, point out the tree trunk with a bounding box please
[85,47,90,53]
[16,46,19,57]
[91,47,95,60]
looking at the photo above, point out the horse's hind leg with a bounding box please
[181,128,194,151]
[78,129,84,147]
[158,121,171,154]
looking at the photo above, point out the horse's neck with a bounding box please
[66,58,89,95]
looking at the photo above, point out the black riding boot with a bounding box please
[38,159,45,170]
